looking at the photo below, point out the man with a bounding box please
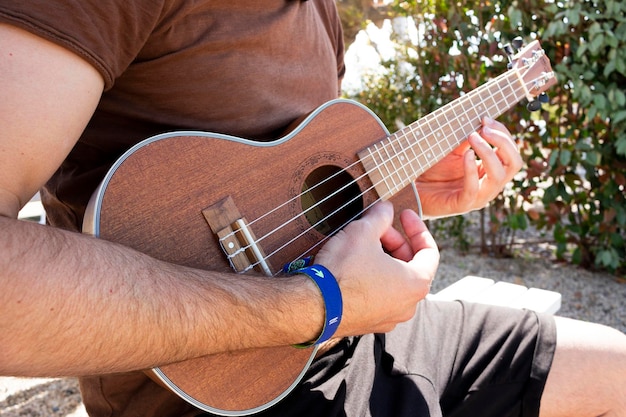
[0,1,624,416]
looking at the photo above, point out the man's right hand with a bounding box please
[315,200,439,338]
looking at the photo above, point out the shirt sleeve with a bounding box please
[0,0,167,90]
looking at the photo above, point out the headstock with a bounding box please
[505,38,557,111]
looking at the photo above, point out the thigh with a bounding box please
[384,299,557,417]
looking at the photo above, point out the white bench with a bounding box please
[428,275,561,314]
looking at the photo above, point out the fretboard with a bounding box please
[358,69,526,199]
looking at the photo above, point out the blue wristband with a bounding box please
[293,264,343,348]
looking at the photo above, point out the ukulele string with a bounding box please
[227,65,541,273]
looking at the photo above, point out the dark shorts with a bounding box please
[221,299,557,417]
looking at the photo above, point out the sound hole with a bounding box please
[301,165,363,236]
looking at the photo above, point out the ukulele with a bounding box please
[83,40,556,415]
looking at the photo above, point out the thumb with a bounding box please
[315,201,394,273]
[358,200,395,239]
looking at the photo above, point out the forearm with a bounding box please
[0,216,323,377]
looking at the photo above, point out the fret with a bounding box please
[374,142,395,198]
[406,124,428,174]
[358,145,388,199]
[434,110,455,141]
[458,95,479,138]
[425,118,442,160]
[489,80,504,113]
[437,114,454,157]
[487,86,500,119]
[471,96,485,130]
[498,78,509,108]
[441,107,461,154]
[502,76,517,105]
[503,73,524,107]
[493,78,510,116]
[446,106,462,140]
[451,95,471,139]
[403,127,421,174]
[417,122,437,166]
[421,117,445,163]
[380,136,403,194]
[389,134,415,186]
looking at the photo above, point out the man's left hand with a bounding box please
[415,117,523,218]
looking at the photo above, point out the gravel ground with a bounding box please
[2,245,624,416]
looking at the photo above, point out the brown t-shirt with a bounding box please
[0,1,344,415]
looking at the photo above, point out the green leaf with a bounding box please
[554,224,567,243]
[575,141,593,151]
[548,150,559,167]
[613,110,626,124]
[584,151,601,166]
[603,60,616,77]
[610,232,624,247]
[508,6,522,28]
[572,247,582,264]
[616,206,626,226]
[582,70,595,79]
[615,137,626,156]
[593,94,607,111]
[588,22,602,37]
[589,34,605,54]
[567,9,580,26]
[614,89,626,107]
[508,213,528,230]
[596,248,619,270]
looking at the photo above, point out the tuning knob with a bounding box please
[527,99,543,112]
[527,92,550,111]
[504,37,526,68]
[503,43,515,56]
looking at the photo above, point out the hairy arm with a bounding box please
[1,215,326,376]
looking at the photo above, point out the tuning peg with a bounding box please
[503,44,515,68]
[527,99,543,112]
[538,92,550,103]
[511,37,524,51]
[504,37,526,68]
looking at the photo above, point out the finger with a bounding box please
[469,132,507,186]
[360,200,395,239]
[400,209,437,254]
[482,116,509,134]
[384,208,439,296]
[458,148,480,206]
[404,210,440,281]
[480,118,523,172]
[480,118,516,150]
[380,208,430,262]
[380,221,410,261]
